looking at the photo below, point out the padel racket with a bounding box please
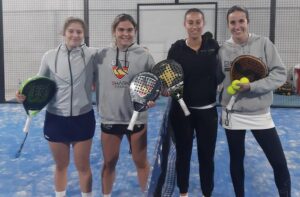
[15,76,57,158]
[226,55,268,110]
[152,59,190,116]
[128,72,161,131]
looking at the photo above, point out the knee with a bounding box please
[133,158,149,169]
[272,160,289,173]
[55,159,70,172]
[75,162,91,174]
[103,157,119,172]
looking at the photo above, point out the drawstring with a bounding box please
[54,44,62,73]
[115,43,134,71]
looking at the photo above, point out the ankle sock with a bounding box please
[81,192,92,197]
[55,190,66,197]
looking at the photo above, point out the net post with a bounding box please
[269,0,276,43]
[0,0,5,103]
[83,0,89,46]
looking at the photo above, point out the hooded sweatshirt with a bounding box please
[167,33,223,107]
[219,33,286,115]
[95,43,155,124]
[38,44,97,116]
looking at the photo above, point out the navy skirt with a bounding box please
[101,124,145,135]
[44,110,96,142]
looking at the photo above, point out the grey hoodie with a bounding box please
[219,33,286,115]
[95,43,155,124]
[38,44,97,116]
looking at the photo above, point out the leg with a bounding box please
[225,129,246,197]
[169,102,194,194]
[72,139,93,193]
[130,126,150,192]
[252,128,291,197]
[101,132,122,195]
[48,141,71,192]
[193,107,218,196]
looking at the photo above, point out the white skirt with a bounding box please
[221,109,275,130]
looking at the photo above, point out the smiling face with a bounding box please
[227,11,249,44]
[113,20,136,49]
[184,12,205,40]
[64,22,84,49]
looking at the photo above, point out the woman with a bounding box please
[16,17,97,197]
[166,8,224,197]
[95,14,155,197]
[219,5,291,197]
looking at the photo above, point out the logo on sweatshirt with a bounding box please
[111,59,129,79]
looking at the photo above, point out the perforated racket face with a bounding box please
[152,59,183,89]
[230,55,268,82]
[130,72,161,112]
[20,76,57,112]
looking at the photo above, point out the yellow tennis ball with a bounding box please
[227,85,236,95]
[231,80,241,90]
[240,77,250,84]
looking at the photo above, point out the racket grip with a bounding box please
[226,95,236,110]
[178,98,191,116]
[127,111,139,131]
[23,116,32,133]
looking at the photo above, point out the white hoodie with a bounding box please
[38,44,97,116]
[218,33,286,115]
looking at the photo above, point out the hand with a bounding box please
[91,83,96,91]
[161,89,170,97]
[15,90,26,103]
[237,83,250,92]
[147,101,156,109]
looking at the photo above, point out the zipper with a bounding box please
[67,50,73,116]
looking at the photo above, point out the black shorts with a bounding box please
[101,123,145,135]
[44,110,96,142]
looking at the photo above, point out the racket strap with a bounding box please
[126,133,132,154]
[224,109,231,126]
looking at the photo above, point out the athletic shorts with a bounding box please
[101,123,145,135]
[44,110,95,142]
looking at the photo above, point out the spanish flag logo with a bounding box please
[112,60,129,79]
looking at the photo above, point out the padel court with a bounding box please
[0,96,299,196]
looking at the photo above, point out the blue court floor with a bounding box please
[0,98,299,197]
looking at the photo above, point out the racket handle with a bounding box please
[127,111,139,131]
[23,116,32,133]
[178,98,191,116]
[226,95,237,111]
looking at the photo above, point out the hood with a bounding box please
[224,33,261,48]
[59,43,87,51]
[110,42,140,52]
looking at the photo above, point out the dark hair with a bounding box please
[62,16,86,36]
[226,5,250,23]
[184,8,205,22]
[112,14,137,33]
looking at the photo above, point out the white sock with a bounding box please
[103,194,111,197]
[55,190,66,197]
[180,194,188,197]
[81,192,93,197]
